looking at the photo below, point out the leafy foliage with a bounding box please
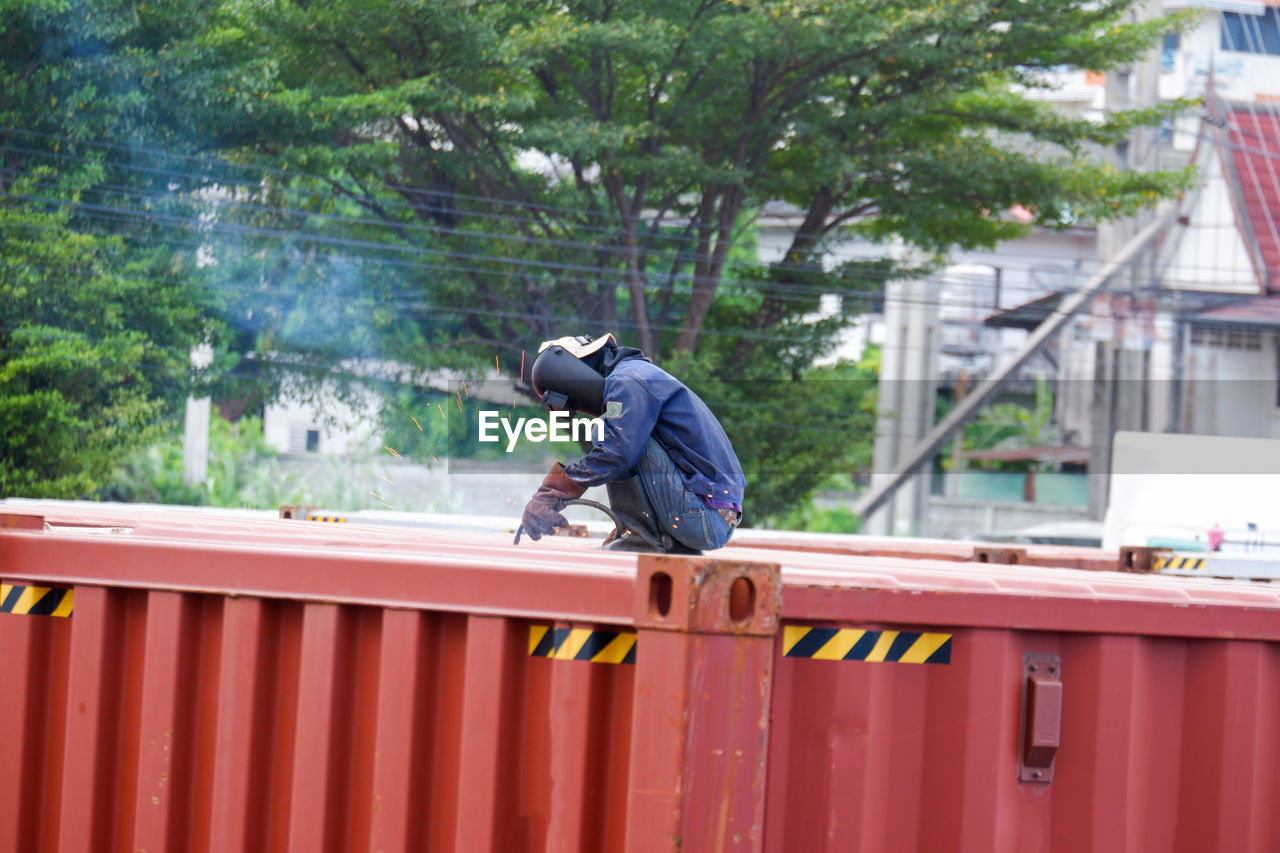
[959,378,1060,471]
[379,385,554,464]
[0,0,223,497]
[671,344,879,523]
[104,414,307,506]
[774,502,863,534]
[168,0,1191,362]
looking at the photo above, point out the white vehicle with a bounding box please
[1102,431,1280,554]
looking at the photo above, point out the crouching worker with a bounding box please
[518,334,744,554]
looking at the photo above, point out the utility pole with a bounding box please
[183,343,214,487]
[863,276,941,536]
[1087,0,1165,518]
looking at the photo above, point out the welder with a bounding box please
[517,334,745,553]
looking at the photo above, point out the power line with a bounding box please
[0,250,873,349]
[6,180,1261,319]
[0,207,964,316]
[4,123,1271,363]
[0,142,713,255]
[2,170,1250,297]
[0,126,667,228]
[5,216,1257,349]
[0,161,1020,298]
[6,128,1241,283]
[4,215,1204,338]
[1,185,913,307]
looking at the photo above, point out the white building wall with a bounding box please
[1017,69,1107,120]
[755,221,894,364]
[949,229,1098,309]
[263,379,384,456]
[1015,9,1280,156]
[1161,150,1261,292]
[1163,8,1280,104]
[1058,292,1195,445]
[757,220,1100,368]
[1184,330,1280,437]
[758,0,1280,534]
[943,229,1098,381]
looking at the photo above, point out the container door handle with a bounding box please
[1019,652,1061,783]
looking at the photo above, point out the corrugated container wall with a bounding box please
[3,503,1280,852]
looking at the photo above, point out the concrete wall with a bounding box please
[263,379,384,456]
[925,496,1093,541]
[273,455,610,521]
[1184,330,1280,438]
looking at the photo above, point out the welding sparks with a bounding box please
[380,475,394,486]
[520,350,526,379]
[384,446,403,460]
[455,392,463,412]
[437,402,447,420]
[495,355,500,374]
[379,501,394,510]
[431,456,440,464]
[411,416,423,432]
[370,490,384,500]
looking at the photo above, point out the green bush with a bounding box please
[104,414,311,508]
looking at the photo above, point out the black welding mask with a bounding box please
[530,334,614,417]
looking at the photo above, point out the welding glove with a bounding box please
[520,462,586,541]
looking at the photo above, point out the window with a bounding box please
[287,425,321,453]
[1162,32,1179,72]
[1275,337,1280,409]
[1222,8,1280,56]
[1189,327,1261,350]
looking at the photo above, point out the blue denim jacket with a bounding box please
[562,359,745,505]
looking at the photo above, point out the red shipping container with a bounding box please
[3,502,1280,852]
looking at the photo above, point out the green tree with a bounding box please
[105,414,299,506]
[678,348,879,521]
[963,377,1059,460]
[0,0,219,497]
[172,0,1189,357]
[155,0,1188,518]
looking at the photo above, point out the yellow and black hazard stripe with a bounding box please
[529,625,636,665]
[1154,555,1206,572]
[783,626,951,664]
[306,515,348,523]
[0,583,74,617]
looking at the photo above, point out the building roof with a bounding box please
[961,445,1091,465]
[1193,293,1280,329]
[983,291,1064,330]
[1220,103,1280,293]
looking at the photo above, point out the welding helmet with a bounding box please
[530,334,615,417]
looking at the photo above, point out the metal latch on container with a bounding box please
[1019,652,1062,784]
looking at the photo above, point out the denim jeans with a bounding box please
[634,438,734,551]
